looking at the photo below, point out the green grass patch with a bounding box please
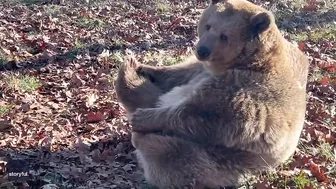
[298,141,334,161]
[0,51,8,65]
[318,142,334,161]
[109,51,124,64]
[74,38,85,50]
[309,28,335,41]
[0,105,13,116]
[155,0,172,13]
[286,22,336,42]
[44,5,62,17]
[290,28,336,42]
[6,74,41,93]
[292,171,316,189]
[75,17,105,29]
[143,51,190,66]
[291,0,307,10]
[163,56,184,66]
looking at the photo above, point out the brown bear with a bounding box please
[115,0,309,188]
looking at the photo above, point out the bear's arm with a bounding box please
[139,58,206,93]
[130,79,228,143]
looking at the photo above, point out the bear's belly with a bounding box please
[156,75,208,109]
[156,85,193,108]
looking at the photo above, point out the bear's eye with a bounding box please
[220,34,228,41]
[205,24,211,31]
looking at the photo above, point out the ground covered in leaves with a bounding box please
[0,0,335,188]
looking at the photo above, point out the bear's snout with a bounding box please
[196,46,211,60]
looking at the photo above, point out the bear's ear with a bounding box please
[250,12,272,38]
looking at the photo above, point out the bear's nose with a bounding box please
[197,46,211,59]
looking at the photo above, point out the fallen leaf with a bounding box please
[320,77,330,85]
[309,160,328,182]
[298,42,306,51]
[19,103,30,113]
[87,111,104,123]
[302,0,319,11]
[0,120,12,132]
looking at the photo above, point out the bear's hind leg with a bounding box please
[115,56,163,113]
[131,132,235,189]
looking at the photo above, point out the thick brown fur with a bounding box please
[114,0,309,188]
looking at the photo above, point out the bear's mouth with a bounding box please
[196,54,212,62]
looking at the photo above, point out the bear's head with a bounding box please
[195,0,282,74]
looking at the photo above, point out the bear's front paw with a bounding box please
[123,55,140,72]
[122,56,151,80]
[134,64,155,80]
[130,109,158,133]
